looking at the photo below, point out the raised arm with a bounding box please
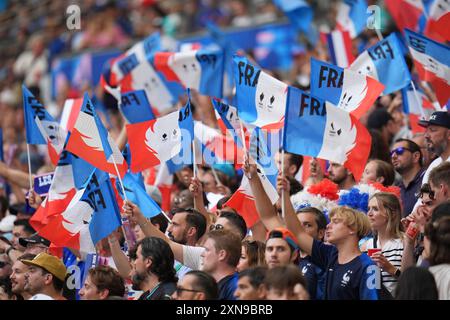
[115,125,128,151]
[123,201,185,264]
[244,161,284,231]
[277,175,314,256]
[108,233,132,279]
[189,177,212,227]
[0,161,32,189]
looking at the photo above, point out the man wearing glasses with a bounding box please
[409,111,450,214]
[391,138,425,217]
[172,270,218,300]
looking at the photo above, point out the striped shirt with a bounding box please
[366,238,404,294]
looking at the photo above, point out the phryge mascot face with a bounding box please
[254,71,287,128]
[170,51,202,90]
[145,111,182,161]
[337,70,369,113]
[317,104,357,164]
[350,51,378,80]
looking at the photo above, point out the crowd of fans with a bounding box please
[0,0,449,301]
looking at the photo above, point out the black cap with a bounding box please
[19,233,51,248]
[418,111,450,129]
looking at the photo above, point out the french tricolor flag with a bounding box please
[194,120,244,166]
[60,98,83,132]
[325,29,355,68]
[310,58,385,118]
[30,150,94,232]
[37,170,122,254]
[401,83,436,134]
[425,0,450,42]
[126,102,194,173]
[349,33,412,94]
[212,98,248,151]
[283,88,371,181]
[22,85,67,165]
[225,165,279,228]
[336,0,368,39]
[102,33,176,113]
[153,48,224,98]
[66,93,128,178]
[225,126,279,227]
[404,29,450,107]
[233,55,288,131]
[385,0,425,34]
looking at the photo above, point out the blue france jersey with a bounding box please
[311,239,379,300]
[298,256,326,300]
[218,272,239,300]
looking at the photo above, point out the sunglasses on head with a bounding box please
[390,147,412,157]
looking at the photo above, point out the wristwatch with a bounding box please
[394,268,401,278]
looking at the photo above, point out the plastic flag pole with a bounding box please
[410,81,427,119]
[111,156,137,251]
[26,144,33,190]
[239,119,251,179]
[281,148,286,221]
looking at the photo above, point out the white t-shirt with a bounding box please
[182,245,205,270]
[365,237,404,294]
[411,156,450,213]
[429,264,450,300]
[422,156,450,185]
[29,293,54,300]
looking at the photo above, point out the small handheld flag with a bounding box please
[404,29,450,107]
[233,55,288,130]
[283,87,371,181]
[310,58,384,118]
[66,93,128,178]
[349,33,412,94]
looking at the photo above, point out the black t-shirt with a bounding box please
[218,273,238,300]
[138,281,176,300]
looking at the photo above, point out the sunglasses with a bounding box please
[176,286,202,295]
[209,224,224,231]
[0,261,9,268]
[390,147,412,157]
